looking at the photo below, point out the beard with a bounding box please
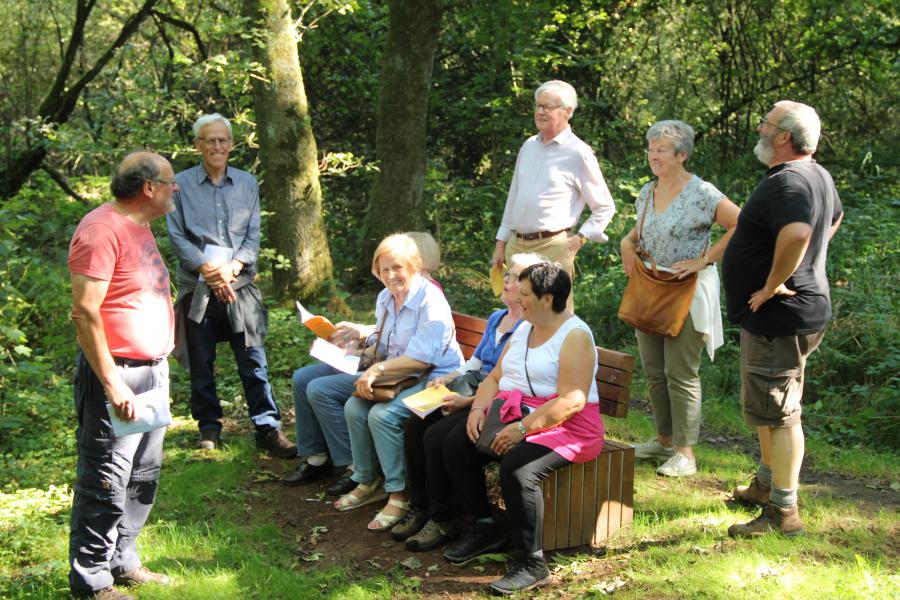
[754,133,776,165]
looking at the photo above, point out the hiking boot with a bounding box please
[656,453,697,477]
[113,565,171,586]
[733,473,772,506]
[443,519,506,564]
[406,518,461,552]
[728,503,804,538]
[75,587,134,600]
[488,555,551,595]
[255,429,297,458]
[390,505,429,541]
[633,439,675,459]
[198,428,220,451]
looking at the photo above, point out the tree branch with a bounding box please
[151,9,208,58]
[41,164,88,204]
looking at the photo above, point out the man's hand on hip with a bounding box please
[566,233,585,256]
[749,283,796,312]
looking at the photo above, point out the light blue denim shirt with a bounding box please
[168,163,261,283]
[370,274,464,380]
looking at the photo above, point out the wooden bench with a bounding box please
[452,311,635,551]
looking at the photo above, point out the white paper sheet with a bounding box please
[106,386,172,437]
[310,337,361,375]
[199,244,234,281]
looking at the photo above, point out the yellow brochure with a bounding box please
[402,385,453,418]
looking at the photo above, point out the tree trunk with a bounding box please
[242,0,333,301]
[359,0,444,275]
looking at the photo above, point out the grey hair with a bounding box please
[509,252,548,270]
[774,100,820,154]
[646,120,695,161]
[192,113,233,139]
[109,154,161,200]
[534,80,578,111]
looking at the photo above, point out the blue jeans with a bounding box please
[345,382,424,493]
[184,295,281,432]
[69,353,167,595]
[292,362,356,467]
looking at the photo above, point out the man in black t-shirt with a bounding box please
[722,101,843,537]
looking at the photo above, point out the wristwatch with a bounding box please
[577,232,588,247]
[375,363,385,375]
[517,421,527,435]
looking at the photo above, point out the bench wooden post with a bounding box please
[452,311,635,551]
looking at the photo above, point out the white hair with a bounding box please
[534,80,578,111]
[192,113,233,139]
[646,120,695,161]
[774,100,821,154]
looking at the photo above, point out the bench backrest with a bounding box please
[451,312,634,418]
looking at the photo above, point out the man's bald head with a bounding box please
[110,152,167,201]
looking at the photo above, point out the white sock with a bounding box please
[307,453,328,467]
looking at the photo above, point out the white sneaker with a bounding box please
[632,439,675,459]
[656,453,697,477]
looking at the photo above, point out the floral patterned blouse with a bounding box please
[634,175,725,267]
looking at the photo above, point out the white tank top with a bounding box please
[498,316,599,403]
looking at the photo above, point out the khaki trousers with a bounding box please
[504,232,576,310]
[634,314,706,447]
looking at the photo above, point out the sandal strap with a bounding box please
[387,498,410,510]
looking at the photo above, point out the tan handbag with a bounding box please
[369,371,431,402]
[617,183,701,337]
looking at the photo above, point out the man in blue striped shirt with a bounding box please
[167,113,295,458]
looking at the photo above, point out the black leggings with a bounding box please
[403,371,486,521]
[443,416,569,554]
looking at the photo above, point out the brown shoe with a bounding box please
[728,504,804,538]
[198,428,220,451]
[255,428,297,458]
[113,565,171,587]
[733,473,771,506]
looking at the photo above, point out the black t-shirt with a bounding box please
[722,160,843,335]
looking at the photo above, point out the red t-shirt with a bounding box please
[68,203,175,359]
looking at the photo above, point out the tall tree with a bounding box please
[359,0,444,268]
[0,0,160,198]
[242,0,333,300]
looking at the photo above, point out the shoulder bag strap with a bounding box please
[523,327,536,397]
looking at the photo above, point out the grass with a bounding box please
[1,307,898,599]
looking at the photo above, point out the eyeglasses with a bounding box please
[758,117,789,132]
[534,103,563,113]
[503,271,521,282]
[197,136,232,146]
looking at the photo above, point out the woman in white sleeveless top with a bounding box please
[442,263,604,595]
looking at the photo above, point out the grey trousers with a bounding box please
[635,314,706,447]
[69,353,167,595]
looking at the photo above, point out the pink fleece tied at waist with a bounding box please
[495,389,604,463]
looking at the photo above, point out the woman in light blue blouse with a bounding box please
[298,234,463,533]
[620,120,740,477]
[390,252,546,552]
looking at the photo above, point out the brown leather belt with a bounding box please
[514,229,568,241]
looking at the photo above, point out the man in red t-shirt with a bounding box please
[67,152,176,600]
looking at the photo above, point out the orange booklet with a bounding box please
[295,301,337,339]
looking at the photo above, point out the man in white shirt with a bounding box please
[491,80,616,308]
